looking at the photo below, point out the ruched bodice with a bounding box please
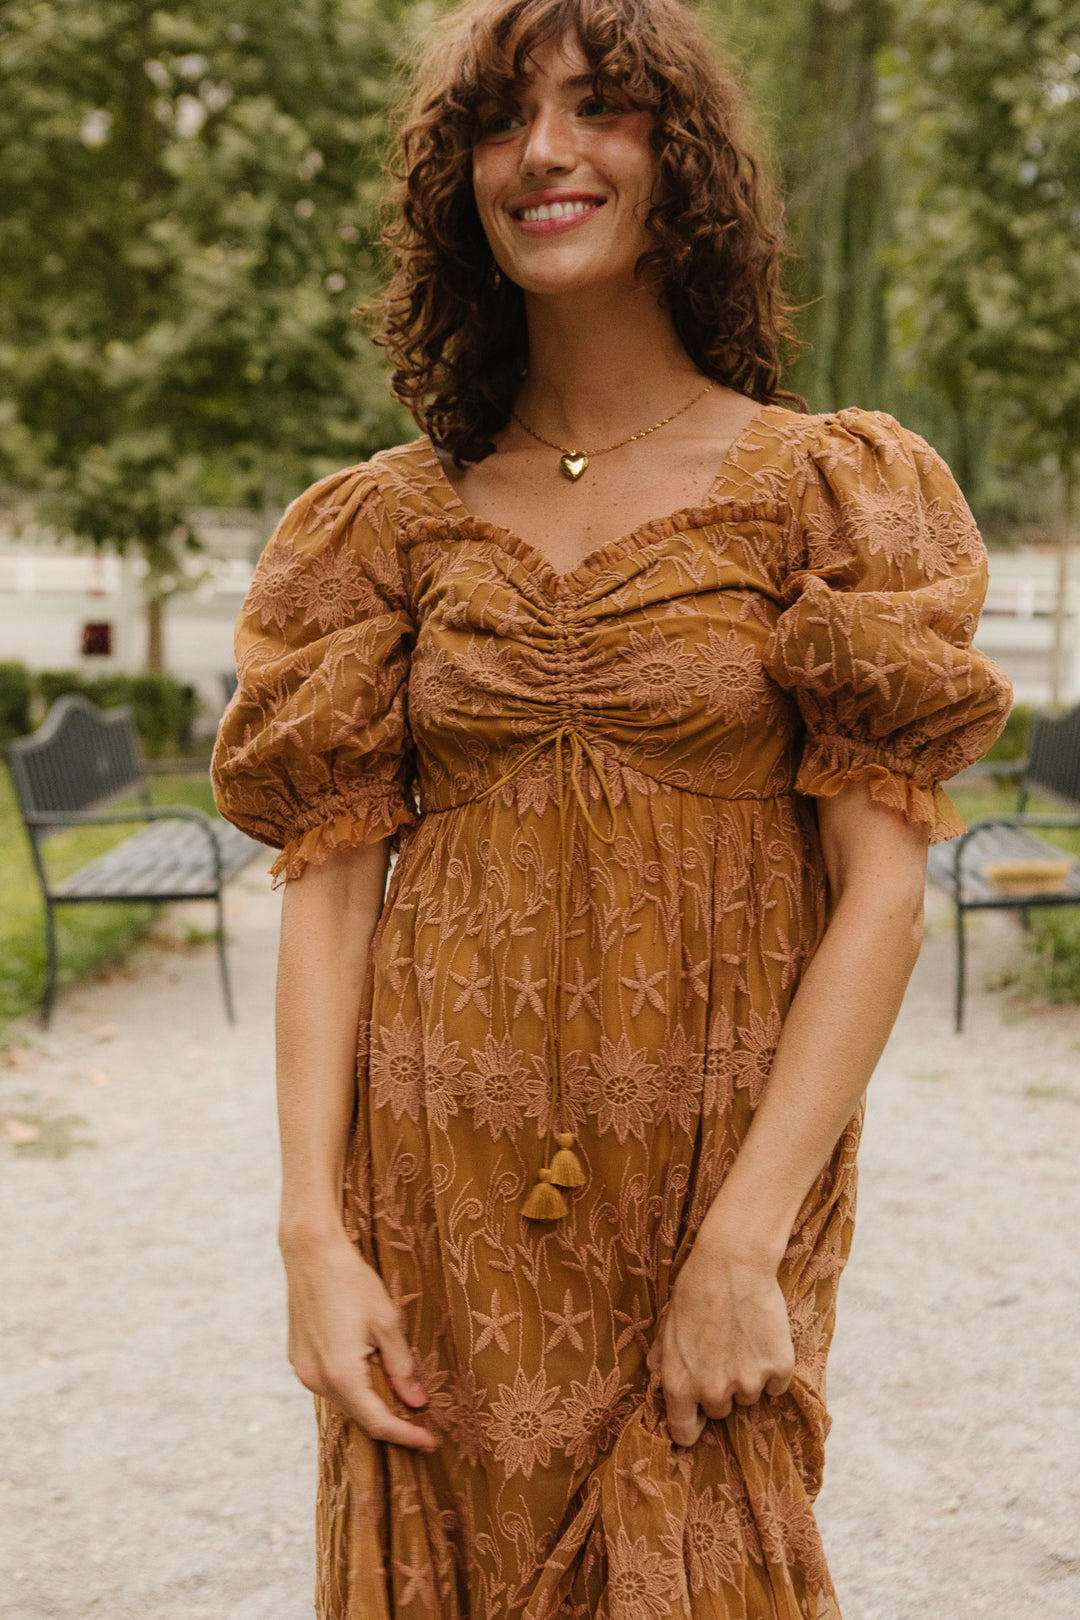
[212,404,1010,1620]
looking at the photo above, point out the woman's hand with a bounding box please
[646,1230,795,1447]
[282,1226,438,1452]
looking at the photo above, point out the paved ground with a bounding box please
[1,869,1078,1619]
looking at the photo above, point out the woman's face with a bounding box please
[471,32,658,300]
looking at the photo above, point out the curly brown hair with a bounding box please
[371,0,802,464]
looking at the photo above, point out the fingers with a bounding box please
[661,1369,707,1447]
[374,1315,429,1409]
[348,1377,438,1453]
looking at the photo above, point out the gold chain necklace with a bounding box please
[511,380,714,482]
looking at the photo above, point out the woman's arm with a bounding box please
[276,840,437,1452]
[649,778,930,1445]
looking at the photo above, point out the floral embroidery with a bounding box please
[462,1034,542,1139]
[607,1529,684,1620]
[693,626,768,723]
[583,1035,660,1144]
[248,548,304,630]
[369,1013,423,1122]
[561,1366,635,1469]
[683,1484,743,1594]
[295,541,377,632]
[615,624,697,719]
[211,408,1011,1620]
[486,1368,567,1480]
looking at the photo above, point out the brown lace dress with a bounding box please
[211,405,1011,1620]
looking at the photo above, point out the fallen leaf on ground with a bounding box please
[88,1070,111,1087]
[4,1119,41,1145]
[93,1024,118,1042]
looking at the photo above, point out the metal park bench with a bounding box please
[7,695,263,1025]
[927,705,1080,1032]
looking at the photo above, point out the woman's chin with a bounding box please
[509,259,641,303]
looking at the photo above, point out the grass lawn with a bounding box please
[0,763,220,1038]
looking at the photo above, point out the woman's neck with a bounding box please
[514,284,705,445]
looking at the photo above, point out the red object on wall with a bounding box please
[81,622,113,657]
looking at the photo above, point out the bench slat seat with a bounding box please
[928,823,1080,908]
[53,819,260,902]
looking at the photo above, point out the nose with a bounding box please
[521,106,576,176]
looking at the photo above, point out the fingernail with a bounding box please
[408,1379,427,1403]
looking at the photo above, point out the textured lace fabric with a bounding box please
[211,405,1011,1620]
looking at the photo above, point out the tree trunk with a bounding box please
[146,592,164,674]
[1051,466,1074,708]
[783,0,893,412]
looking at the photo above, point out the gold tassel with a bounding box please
[548,1131,586,1188]
[521,1166,569,1220]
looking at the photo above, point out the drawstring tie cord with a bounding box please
[478,723,617,1219]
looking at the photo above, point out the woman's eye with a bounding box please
[479,110,518,136]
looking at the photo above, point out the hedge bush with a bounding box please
[0,662,33,744]
[3,665,199,757]
[984,701,1032,763]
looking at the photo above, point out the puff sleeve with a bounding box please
[211,465,417,884]
[763,410,1012,844]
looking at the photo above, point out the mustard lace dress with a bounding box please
[211,406,1011,1620]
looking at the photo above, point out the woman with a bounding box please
[212,0,1011,1614]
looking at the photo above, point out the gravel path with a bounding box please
[1,870,1077,1619]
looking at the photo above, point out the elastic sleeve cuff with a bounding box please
[795,733,965,845]
[270,797,418,887]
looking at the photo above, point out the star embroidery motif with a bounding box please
[564,960,601,1021]
[681,947,710,1007]
[614,1295,654,1355]
[507,955,547,1019]
[384,929,413,995]
[471,1290,520,1355]
[542,1288,591,1352]
[448,955,492,1016]
[392,1554,436,1607]
[619,952,667,1018]
[614,1454,664,1500]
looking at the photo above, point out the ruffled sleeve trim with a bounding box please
[269,797,418,887]
[795,733,966,845]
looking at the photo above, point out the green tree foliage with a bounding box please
[0,0,413,666]
[887,1,1080,480]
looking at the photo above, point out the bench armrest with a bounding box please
[26,806,225,885]
[961,813,1080,833]
[949,813,1080,880]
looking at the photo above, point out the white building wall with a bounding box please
[0,513,265,742]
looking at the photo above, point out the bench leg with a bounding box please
[955,904,967,1035]
[41,901,59,1028]
[215,892,236,1024]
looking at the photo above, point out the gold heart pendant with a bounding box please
[559,452,588,481]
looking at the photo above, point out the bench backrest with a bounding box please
[1026,704,1080,806]
[7,696,146,834]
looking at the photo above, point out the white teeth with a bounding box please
[517,199,598,223]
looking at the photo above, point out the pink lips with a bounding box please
[508,189,606,236]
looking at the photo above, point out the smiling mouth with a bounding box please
[512,198,605,224]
